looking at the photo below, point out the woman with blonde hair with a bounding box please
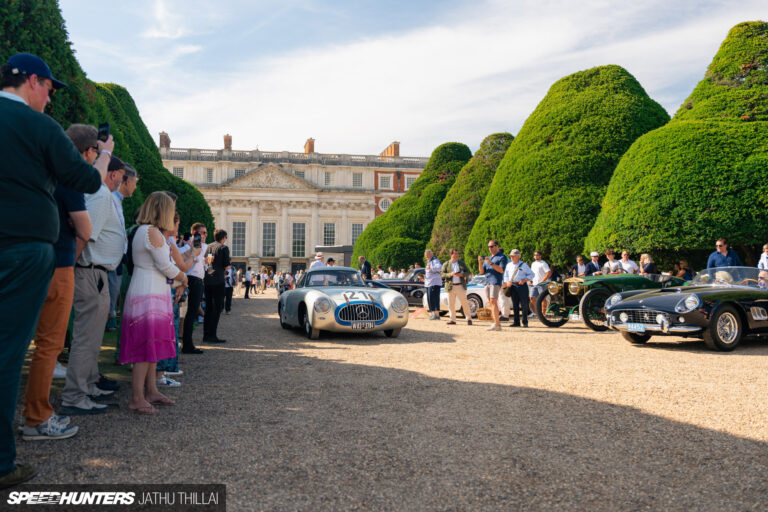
[119,192,187,414]
[639,253,658,275]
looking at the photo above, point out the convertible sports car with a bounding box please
[278,266,410,339]
[605,266,768,351]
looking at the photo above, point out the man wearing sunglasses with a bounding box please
[478,239,508,331]
[0,53,104,488]
[706,238,742,269]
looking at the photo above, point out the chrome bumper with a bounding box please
[608,316,701,334]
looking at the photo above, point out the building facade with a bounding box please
[160,134,428,273]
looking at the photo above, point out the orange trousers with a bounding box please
[23,267,74,426]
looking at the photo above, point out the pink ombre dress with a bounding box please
[119,224,180,363]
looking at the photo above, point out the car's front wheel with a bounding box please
[301,306,320,340]
[278,303,289,329]
[384,328,401,338]
[466,294,481,319]
[579,288,610,332]
[622,331,651,344]
[703,304,742,351]
[536,290,568,327]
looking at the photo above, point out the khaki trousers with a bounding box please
[448,284,471,321]
[23,267,75,425]
[62,267,110,406]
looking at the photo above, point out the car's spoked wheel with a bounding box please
[467,294,481,319]
[303,309,320,340]
[536,291,568,327]
[278,303,289,329]
[579,288,610,332]
[703,305,742,351]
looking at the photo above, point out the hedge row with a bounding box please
[352,142,472,267]
[428,133,513,261]
[0,0,214,238]
[465,65,669,267]
[586,21,768,267]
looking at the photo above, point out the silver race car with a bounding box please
[277,266,409,339]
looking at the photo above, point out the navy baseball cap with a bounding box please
[3,53,67,89]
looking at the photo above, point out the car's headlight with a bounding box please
[675,294,700,313]
[606,293,622,308]
[548,282,561,295]
[568,282,582,295]
[314,298,331,313]
[392,295,408,313]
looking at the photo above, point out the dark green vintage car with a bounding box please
[536,273,687,331]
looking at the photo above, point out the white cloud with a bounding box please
[83,0,768,155]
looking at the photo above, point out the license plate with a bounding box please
[569,313,581,320]
[627,322,646,333]
[351,322,375,330]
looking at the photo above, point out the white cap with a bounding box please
[315,252,323,259]
[590,251,599,257]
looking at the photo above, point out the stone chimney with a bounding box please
[224,134,232,151]
[380,141,400,157]
[304,138,315,154]
[159,131,171,149]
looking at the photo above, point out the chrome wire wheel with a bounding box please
[716,312,739,344]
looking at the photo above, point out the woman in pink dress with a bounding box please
[119,192,187,414]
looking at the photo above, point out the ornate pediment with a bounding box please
[225,163,317,190]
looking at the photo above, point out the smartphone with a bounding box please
[98,122,110,142]
[193,233,202,248]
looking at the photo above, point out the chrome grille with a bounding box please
[338,303,384,322]
[613,309,670,324]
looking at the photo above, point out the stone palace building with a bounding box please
[159,133,428,273]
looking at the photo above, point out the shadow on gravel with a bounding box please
[630,336,768,355]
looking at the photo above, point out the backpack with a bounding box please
[124,225,139,276]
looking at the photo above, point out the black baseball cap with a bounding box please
[3,53,67,89]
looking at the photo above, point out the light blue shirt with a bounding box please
[0,90,26,104]
[425,256,442,287]
[112,189,126,253]
[759,253,768,271]
[503,260,534,284]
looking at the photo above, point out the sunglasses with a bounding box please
[716,244,724,247]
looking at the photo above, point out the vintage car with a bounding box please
[278,266,409,339]
[378,268,425,306]
[422,274,488,318]
[536,272,687,331]
[605,266,768,351]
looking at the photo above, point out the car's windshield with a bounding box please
[400,269,424,282]
[469,275,485,286]
[691,267,767,288]
[303,270,365,287]
[642,273,678,284]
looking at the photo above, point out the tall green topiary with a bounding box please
[352,142,472,268]
[0,0,214,237]
[428,133,514,261]
[465,65,669,267]
[586,22,768,267]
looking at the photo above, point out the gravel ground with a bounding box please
[14,289,768,510]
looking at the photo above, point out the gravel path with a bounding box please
[15,289,768,510]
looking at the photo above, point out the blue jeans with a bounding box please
[0,242,54,476]
[427,285,441,313]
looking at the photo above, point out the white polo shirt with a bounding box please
[186,242,207,279]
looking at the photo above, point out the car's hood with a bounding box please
[310,287,393,305]
[610,284,766,310]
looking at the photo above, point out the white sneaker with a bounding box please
[53,362,67,379]
[22,418,78,441]
[486,324,502,331]
[165,369,183,376]
[49,413,71,427]
[157,376,181,387]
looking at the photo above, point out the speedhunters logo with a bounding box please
[7,492,134,505]
[1,485,225,510]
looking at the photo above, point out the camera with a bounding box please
[193,232,202,248]
[98,122,110,142]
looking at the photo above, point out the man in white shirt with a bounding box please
[619,251,639,274]
[181,223,207,354]
[61,156,126,415]
[503,249,534,327]
[424,250,443,320]
[309,252,325,269]
[573,255,588,277]
[529,250,552,315]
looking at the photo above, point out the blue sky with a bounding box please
[60,0,765,156]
